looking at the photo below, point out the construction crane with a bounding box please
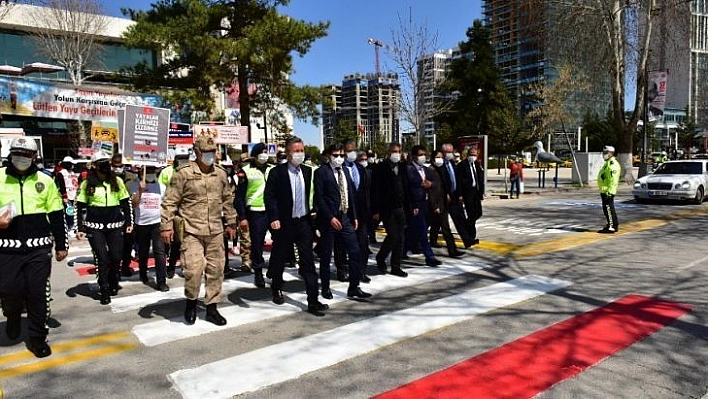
[367,38,386,75]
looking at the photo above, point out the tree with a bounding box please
[28,0,109,86]
[121,0,329,140]
[329,119,358,147]
[676,107,698,157]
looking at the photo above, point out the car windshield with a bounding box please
[654,162,703,175]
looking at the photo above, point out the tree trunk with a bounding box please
[237,71,251,142]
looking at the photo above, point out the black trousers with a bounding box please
[0,249,52,338]
[88,229,123,292]
[448,200,472,246]
[428,209,458,254]
[121,230,134,272]
[135,223,167,284]
[247,210,269,269]
[167,237,181,268]
[376,207,405,268]
[318,214,362,290]
[269,218,319,305]
[601,193,619,230]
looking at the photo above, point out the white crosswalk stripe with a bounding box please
[168,275,572,399]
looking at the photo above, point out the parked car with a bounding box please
[632,160,708,204]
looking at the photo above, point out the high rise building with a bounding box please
[416,48,459,146]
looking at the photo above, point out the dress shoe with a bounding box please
[240,264,252,273]
[254,269,266,288]
[121,268,133,277]
[223,267,239,279]
[99,290,111,305]
[184,299,197,325]
[272,290,285,305]
[361,274,371,283]
[448,251,464,258]
[205,304,227,326]
[5,316,21,340]
[473,239,480,245]
[27,336,51,358]
[321,289,333,300]
[140,273,149,284]
[336,271,349,282]
[425,258,442,267]
[429,242,443,248]
[157,282,170,292]
[166,266,175,279]
[306,301,329,317]
[376,260,387,274]
[390,267,408,278]
[347,287,372,298]
[109,284,122,296]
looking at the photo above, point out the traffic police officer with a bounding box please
[160,136,237,326]
[598,145,621,233]
[0,137,68,358]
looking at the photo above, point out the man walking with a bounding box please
[457,147,484,247]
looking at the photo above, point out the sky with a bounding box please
[99,0,484,146]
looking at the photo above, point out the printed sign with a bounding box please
[169,122,193,145]
[122,105,170,165]
[193,124,248,145]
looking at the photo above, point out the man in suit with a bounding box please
[404,145,442,267]
[456,146,484,247]
[314,144,371,300]
[371,143,409,277]
[264,136,328,316]
[439,143,471,249]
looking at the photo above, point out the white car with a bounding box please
[633,160,708,204]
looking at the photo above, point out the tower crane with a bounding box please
[367,38,386,75]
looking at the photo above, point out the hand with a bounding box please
[0,210,10,229]
[139,180,147,193]
[76,231,86,240]
[160,230,173,244]
[421,179,432,189]
[126,226,133,234]
[270,220,281,230]
[55,250,68,262]
[239,219,249,232]
[330,217,342,231]
[225,225,236,240]
[413,208,419,216]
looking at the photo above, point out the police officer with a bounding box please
[597,145,621,234]
[75,151,134,305]
[234,143,273,288]
[160,136,237,326]
[0,137,68,358]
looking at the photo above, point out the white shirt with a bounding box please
[288,163,307,218]
[130,181,164,225]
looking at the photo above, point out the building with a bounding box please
[416,48,459,146]
[322,72,400,149]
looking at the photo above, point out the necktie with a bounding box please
[337,167,348,213]
[470,163,476,187]
[350,163,360,190]
[293,168,305,217]
[447,161,456,192]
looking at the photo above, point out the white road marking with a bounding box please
[675,254,708,272]
[132,260,486,346]
[168,275,571,399]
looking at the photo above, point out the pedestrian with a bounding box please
[160,136,237,326]
[233,152,252,274]
[428,150,464,258]
[597,145,621,234]
[0,137,68,358]
[219,154,241,279]
[160,153,189,278]
[456,147,484,248]
[371,142,409,277]
[264,136,328,316]
[314,143,371,300]
[509,158,523,199]
[53,156,79,237]
[440,143,471,248]
[75,151,134,306]
[354,150,372,282]
[130,165,169,291]
[234,143,273,288]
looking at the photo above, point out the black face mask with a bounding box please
[96,162,111,174]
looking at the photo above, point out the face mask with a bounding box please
[358,160,368,169]
[112,167,124,174]
[469,156,477,163]
[417,155,427,166]
[390,153,401,163]
[201,152,216,166]
[331,155,345,168]
[434,158,444,167]
[145,173,157,182]
[257,153,269,164]
[11,155,32,171]
[445,152,454,161]
[290,153,305,166]
[603,153,610,161]
[346,151,357,162]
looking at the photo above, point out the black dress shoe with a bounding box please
[361,274,371,283]
[27,336,51,358]
[109,284,122,296]
[6,316,21,340]
[121,268,134,277]
[205,304,227,326]
[100,290,111,305]
[425,258,442,267]
[347,287,372,298]
[184,299,197,325]
[390,267,408,277]
[254,271,266,288]
[166,266,175,279]
[140,273,149,284]
[376,260,387,274]
[429,242,443,248]
[272,291,285,305]
[306,301,328,316]
[321,289,333,300]
[448,251,464,258]
[157,283,170,292]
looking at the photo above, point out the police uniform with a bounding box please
[161,136,237,325]
[598,146,621,233]
[75,151,133,304]
[0,137,67,358]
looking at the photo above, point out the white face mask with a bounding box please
[433,158,444,167]
[358,160,368,169]
[112,167,124,174]
[290,153,305,166]
[390,153,401,163]
[603,153,611,161]
[200,152,216,166]
[257,153,269,164]
[469,155,477,163]
[417,155,427,166]
[11,155,33,171]
[145,173,157,182]
[346,151,357,162]
[331,155,345,168]
[445,152,454,161]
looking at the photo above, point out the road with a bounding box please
[0,186,706,398]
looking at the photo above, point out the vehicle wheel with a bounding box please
[693,187,704,204]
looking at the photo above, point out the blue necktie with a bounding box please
[447,161,456,192]
[348,162,359,190]
[293,169,305,217]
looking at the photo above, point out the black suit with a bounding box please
[334,162,370,274]
[371,159,409,269]
[264,162,319,304]
[404,162,435,261]
[314,164,362,290]
[456,159,484,246]
[440,159,470,247]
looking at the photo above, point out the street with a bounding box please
[0,186,706,398]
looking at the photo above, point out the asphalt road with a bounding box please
[0,186,706,398]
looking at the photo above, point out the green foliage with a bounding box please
[581,110,617,152]
[329,119,359,147]
[676,107,698,154]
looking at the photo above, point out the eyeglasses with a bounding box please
[331,154,345,158]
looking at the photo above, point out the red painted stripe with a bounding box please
[375,294,692,399]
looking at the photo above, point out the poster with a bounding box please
[193,124,248,145]
[169,122,193,145]
[122,105,170,165]
[91,121,119,143]
[648,70,668,120]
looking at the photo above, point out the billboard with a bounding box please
[648,70,668,120]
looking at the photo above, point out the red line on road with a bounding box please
[375,294,692,399]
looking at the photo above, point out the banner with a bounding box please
[122,105,170,165]
[648,70,668,119]
[193,124,248,145]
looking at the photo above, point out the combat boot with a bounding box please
[184,299,197,325]
[205,304,227,326]
[27,336,51,358]
[100,290,111,305]
[254,268,265,288]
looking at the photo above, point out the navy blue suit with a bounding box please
[314,164,363,291]
[405,162,436,261]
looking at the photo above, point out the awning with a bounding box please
[0,64,22,75]
[21,62,64,74]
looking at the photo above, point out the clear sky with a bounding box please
[99,0,483,146]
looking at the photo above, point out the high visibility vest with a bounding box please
[597,157,621,195]
[158,166,175,187]
[242,163,273,211]
[76,177,129,207]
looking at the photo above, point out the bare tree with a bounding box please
[388,10,452,147]
[28,0,108,86]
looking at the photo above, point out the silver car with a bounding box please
[633,160,708,204]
